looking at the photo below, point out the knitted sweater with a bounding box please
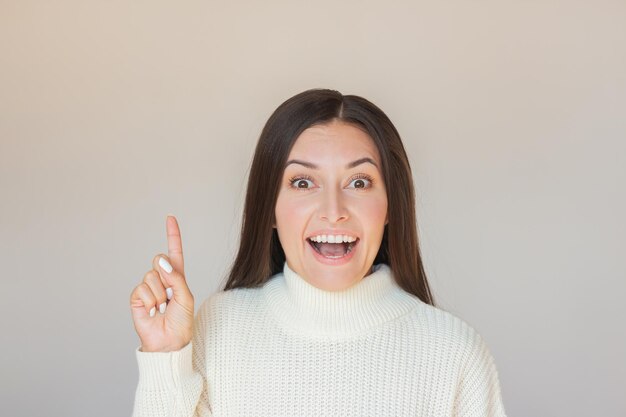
[132,262,507,417]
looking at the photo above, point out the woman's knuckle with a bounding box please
[146,275,167,297]
[136,282,151,296]
[143,270,157,283]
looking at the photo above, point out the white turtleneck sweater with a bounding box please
[132,263,507,417]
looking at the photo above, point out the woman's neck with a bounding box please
[262,262,422,339]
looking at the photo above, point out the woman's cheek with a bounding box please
[276,197,309,231]
[360,194,388,224]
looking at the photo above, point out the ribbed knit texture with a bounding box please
[132,262,507,417]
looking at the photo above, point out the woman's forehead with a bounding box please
[288,122,380,162]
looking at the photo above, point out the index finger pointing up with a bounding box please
[166,215,185,275]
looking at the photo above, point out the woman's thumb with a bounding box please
[156,256,192,303]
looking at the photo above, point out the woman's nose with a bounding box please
[318,188,349,223]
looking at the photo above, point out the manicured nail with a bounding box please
[159,302,167,314]
[149,306,156,317]
[159,257,173,273]
[166,287,173,300]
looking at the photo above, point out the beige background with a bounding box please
[1,1,625,416]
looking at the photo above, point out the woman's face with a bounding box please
[274,120,388,291]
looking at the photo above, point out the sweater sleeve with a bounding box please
[453,329,507,417]
[131,299,212,417]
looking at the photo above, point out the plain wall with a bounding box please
[1,1,625,416]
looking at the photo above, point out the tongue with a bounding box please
[317,242,347,257]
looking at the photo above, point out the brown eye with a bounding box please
[290,178,314,189]
[348,177,372,189]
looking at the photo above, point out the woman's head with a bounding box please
[274,119,388,291]
[224,88,435,306]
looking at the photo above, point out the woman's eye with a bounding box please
[348,177,372,189]
[290,178,314,189]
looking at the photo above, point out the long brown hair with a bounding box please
[223,88,435,306]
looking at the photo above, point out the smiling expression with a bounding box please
[273,119,388,291]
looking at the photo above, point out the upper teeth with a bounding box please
[308,235,357,243]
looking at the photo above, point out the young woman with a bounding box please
[130,89,507,416]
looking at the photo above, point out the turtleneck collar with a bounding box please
[262,262,421,339]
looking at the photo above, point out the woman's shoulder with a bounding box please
[409,299,494,357]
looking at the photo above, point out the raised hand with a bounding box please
[130,215,195,352]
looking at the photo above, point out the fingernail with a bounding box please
[159,302,167,314]
[149,306,156,317]
[159,257,173,273]
[166,287,173,300]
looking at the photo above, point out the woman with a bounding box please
[130,89,507,416]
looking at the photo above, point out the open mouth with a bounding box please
[307,238,359,259]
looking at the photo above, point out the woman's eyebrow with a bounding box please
[285,157,378,170]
